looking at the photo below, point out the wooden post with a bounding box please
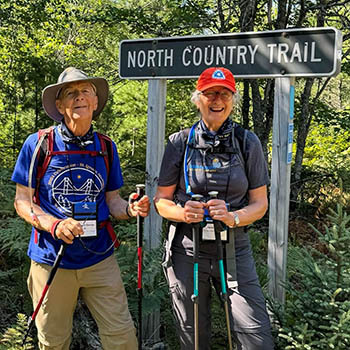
[268,77,295,305]
[143,79,166,347]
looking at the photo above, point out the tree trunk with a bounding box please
[241,80,250,128]
[291,78,314,198]
[250,80,274,162]
[276,0,288,29]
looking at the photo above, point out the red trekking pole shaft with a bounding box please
[23,242,67,346]
[136,184,145,350]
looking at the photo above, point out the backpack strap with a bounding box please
[225,228,238,290]
[226,123,247,290]
[28,127,54,244]
[34,127,55,205]
[32,129,115,245]
[232,123,248,173]
[35,131,114,201]
[97,132,114,181]
[95,134,118,246]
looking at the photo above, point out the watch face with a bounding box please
[234,213,240,225]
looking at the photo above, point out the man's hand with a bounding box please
[55,218,84,244]
[129,193,151,217]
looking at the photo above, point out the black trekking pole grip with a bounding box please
[136,184,145,350]
[23,242,67,346]
[136,184,145,247]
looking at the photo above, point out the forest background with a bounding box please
[0,0,350,349]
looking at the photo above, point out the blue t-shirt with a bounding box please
[11,127,123,269]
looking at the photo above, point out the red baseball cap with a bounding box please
[196,67,236,93]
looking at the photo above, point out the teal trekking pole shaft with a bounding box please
[208,191,233,350]
[191,194,203,350]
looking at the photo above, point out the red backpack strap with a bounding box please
[32,127,54,244]
[34,127,54,205]
[100,220,120,248]
[97,133,114,182]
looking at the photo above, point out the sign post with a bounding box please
[268,77,295,305]
[142,79,167,346]
[119,27,342,347]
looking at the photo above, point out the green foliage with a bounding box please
[0,168,30,261]
[304,124,350,176]
[295,124,350,215]
[0,169,32,336]
[249,228,269,290]
[114,221,168,321]
[309,200,350,287]
[275,202,350,349]
[0,218,31,262]
[0,313,34,350]
[0,0,350,348]
[0,168,16,217]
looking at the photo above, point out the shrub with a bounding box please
[274,201,350,349]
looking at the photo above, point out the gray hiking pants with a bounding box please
[164,241,274,349]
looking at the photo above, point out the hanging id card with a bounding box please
[73,202,98,237]
[201,206,229,242]
[201,222,228,242]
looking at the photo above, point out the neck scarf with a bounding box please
[196,118,233,149]
[59,122,94,148]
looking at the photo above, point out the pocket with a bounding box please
[169,281,186,303]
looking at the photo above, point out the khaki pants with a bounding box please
[27,255,137,350]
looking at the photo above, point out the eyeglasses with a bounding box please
[200,90,233,102]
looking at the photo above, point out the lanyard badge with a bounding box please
[73,202,98,237]
[201,208,229,242]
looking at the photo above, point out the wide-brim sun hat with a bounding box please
[196,67,236,93]
[42,67,109,122]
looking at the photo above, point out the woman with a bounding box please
[154,67,274,349]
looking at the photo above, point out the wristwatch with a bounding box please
[228,212,240,228]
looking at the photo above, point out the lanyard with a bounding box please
[183,121,199,196]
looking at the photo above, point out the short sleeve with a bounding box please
[106,141,124,191]
[11,133,38,188]
[158,130,187,187]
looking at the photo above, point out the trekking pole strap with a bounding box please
[226,228,238,289]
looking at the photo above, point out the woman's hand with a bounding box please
[183,200,205,224]
[206,199,231,225]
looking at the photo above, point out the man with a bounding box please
[12,67,150,349]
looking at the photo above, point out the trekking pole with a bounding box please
[190,194,203,350]
[22,242,67,346]
[208,191,233,350]
[136,184,145,350]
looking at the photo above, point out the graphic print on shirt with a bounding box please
[48,163,104,216]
